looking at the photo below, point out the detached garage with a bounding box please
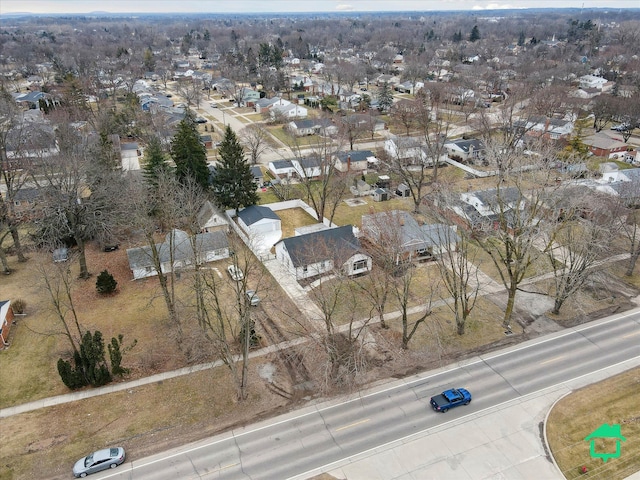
[237,205,282,251]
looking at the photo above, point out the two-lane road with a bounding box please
[101,310,640,480]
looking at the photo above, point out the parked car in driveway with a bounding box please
[611,123,630,132]
[227,264,244,281]
[73,447,125,477]
[246,289,260,306]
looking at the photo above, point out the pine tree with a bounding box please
[377,82,393,112]
[469,25,480,42]
[211,125,258,211]
[142,136,171,188]
[170,111,209,189]
[96,270,118,295]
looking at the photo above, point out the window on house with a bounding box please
[353,259,367,271]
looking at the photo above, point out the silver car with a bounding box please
[73,447,125,477]
[246,289,260,306]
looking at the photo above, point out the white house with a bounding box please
[579,74,608,91]
[197,200,229,233]
[384,135,447,166]
[268,159,297,178]
[444,138,486,164]
[292,157,324,179]
[275,225,372,280]
[126,229,230,280]
[271,103,308,119]
[334,150,375,173]
[602,167,640,184]
[459,187,523,218]
[237,205,282,250]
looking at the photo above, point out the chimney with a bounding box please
[347,154,351,171]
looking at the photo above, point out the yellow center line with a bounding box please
[623,331,640,338]
[220,463,239,471]
[335,418,371,432]
[540,355,565,366]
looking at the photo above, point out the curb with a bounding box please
[543,390,572,479]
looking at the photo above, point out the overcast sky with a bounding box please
[1,0,638,15]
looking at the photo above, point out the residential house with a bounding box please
[395,81,414,94]
[583,132,631,159]
[292,157,326,179]
[384,135,447,166]
[254,96,291,114]
[601,167,640,184]
[384,135,423,162]
[271,103,308,119]
[6,121,58,162]
[237,205,282,250]
[13,90,48,109]
[334,150,375,173]
[361,210,460,263]
[287,118,338,137]
[444,138,486,164]
[197,200,229,233]
[289,75,315,91]
[275,225,372,280]
[239,87,261,107]
[126,229,230,280]
[342,113,386,133]
[579,74,609,91]
[268,159,296,178]
[0,300,14,349]
[514,115,574,143]
[450,187,524,231]
[9,187,41,220]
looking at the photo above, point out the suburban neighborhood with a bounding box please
[1,3,640,479]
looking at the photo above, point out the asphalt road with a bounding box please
[92,310,640,480]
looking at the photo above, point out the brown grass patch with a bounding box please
[546,367,640,480]
[0,361,290,480]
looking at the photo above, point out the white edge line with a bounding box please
[286,355,640,480]
[118,350,640,476]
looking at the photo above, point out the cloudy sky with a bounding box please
[1,0,637,15]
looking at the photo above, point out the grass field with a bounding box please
[546,367,640,480]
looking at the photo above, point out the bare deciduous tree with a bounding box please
[239,123,271,165]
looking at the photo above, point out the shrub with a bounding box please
[11,298,26,314]
[96,270,117,295]
[57,330,112,389]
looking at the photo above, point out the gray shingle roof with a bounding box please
[237,205,280,226]
[279,225,361,267]
[127,229,228,269]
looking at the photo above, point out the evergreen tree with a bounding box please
[170,111,209,189]
[96,269,118,295]
[377,82,393,112]
[518,31,525,46]
[469,25,481,42]
[211,125,258,211]
[142,136,171,188]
